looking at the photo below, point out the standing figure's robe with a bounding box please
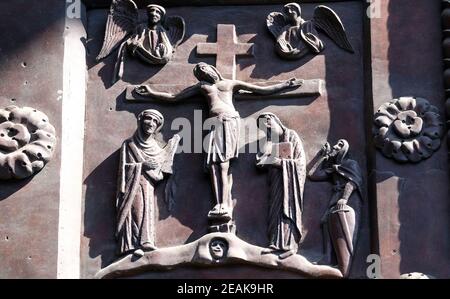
[257,128,306,252]
[116,135,178,255]
[133,25,173,64]
[276,20,324,59]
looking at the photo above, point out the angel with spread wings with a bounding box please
[96,1,185,83]
[267,3,354,60]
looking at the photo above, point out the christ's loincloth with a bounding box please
[205,113,241,166]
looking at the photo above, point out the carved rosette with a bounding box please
[373,97,444,163]
[441,0,450,160]
[0,106,56,180]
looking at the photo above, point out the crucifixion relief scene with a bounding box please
[0,0,449,282]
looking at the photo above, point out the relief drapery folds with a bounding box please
[116,109,180,256]
[308,139,363,277]
[255,112,306,259]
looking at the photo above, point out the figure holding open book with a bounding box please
[256,112,306,259]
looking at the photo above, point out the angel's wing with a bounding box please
[164,16,186,48]
[266,12,287,39]
[312,5,354,53]
[96,0,139,61]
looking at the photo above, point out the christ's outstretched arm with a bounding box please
[234,78,303,96]
[135,83,201,102]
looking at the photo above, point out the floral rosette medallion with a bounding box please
[0,106,56,179]
[373,97,444,163]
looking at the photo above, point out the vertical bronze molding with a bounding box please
[442,0,450,162]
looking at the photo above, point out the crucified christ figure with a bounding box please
[135,62,302,224]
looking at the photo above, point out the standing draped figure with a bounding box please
[116,109,180,256]
[308,139,363,277]
[256,112,306,258]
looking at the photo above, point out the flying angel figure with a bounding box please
[267,3,354,60]
[96,1,186,83]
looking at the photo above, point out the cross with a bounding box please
[196,24,254,80]
[124,23,324,232]
[126,23,323,101]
